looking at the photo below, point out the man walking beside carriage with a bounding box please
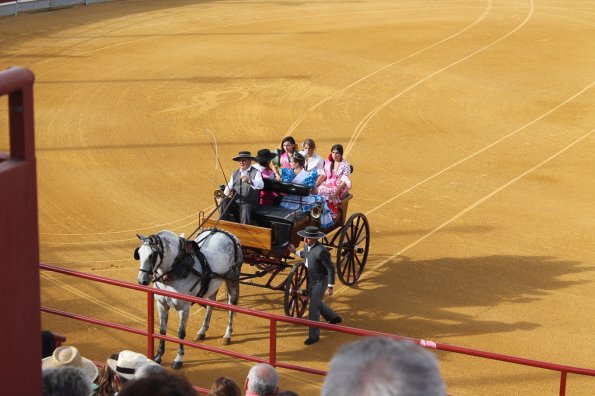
[290,226,342,345]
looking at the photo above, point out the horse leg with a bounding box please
[153,301,169,364]
[196,293,216,341]
[172,305,190,370]
[223,279,240,345]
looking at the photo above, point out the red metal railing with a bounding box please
[40,263,594,395]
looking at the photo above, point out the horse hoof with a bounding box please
[172,361,183,370]
[196,334,206,341]
[222,338,231,345]
[153,356,162,364]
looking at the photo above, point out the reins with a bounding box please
[187,189,237,240]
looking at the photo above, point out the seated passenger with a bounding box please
[220,151,264,225]
[253,148,278,206]
[314,143,352,205]
[299,138,325,186]
[271,136,297,178]
[279,153,334,228]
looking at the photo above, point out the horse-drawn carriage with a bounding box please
[201,177,370,318]
[134,177,369,367]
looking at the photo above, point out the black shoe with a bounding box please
[329,316,342,325]
[304,337,319,345]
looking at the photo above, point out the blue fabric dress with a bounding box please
[279,168,334,228]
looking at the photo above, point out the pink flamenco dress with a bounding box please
[317,159,352,219]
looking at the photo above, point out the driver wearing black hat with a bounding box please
[290,226,342,345]
[221,151,264,225]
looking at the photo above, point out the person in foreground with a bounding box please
[42,345,99,396]
[106,350,154,391]
[321,337,447,396]
[244,363,279,396]
[208,376,241,396]
[117,370,197,396]
[289,226,342,345]
[43,366,93,396]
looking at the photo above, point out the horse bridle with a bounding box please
[135,235,165,278]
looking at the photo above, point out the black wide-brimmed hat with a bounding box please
[256,148,276,162]
[232,151,256,161]
[297,226,326,239]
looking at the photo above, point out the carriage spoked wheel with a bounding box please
[284,262,310,318]
[336,212,370,286]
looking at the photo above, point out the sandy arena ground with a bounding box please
[1,0,594,394]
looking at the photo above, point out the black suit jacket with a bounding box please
[300,242,335,285]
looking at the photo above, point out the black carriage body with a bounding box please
[204,178,368,318]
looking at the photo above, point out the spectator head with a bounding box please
[41,330,57,359]
[208,376,241,396]
[107,350,153,389]
[96,352,120,396]
[321,337,446,396]
[42,345,99,383]
[245,363,279,396]
[117,370,197,396]
[42,366,92,396]
[134,361,166,379]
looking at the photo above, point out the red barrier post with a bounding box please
[559,371,567,396]
[269,319,277,366]
[0,67,40,396]
[147,291,155,359]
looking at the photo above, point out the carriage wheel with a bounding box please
[336,213,370,286]
[284,262,309,318]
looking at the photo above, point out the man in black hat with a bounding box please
[221,151,264,225]
[289,226,342,345]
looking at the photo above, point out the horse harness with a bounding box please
[138,232,238,298]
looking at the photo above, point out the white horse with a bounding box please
[135,229,242,369]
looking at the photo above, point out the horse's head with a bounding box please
[134,233,163,286]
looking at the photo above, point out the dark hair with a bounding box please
[257,157,272,167]
[42,330,57,358]
[331,144,344,156]
[208,377,241,396]
[280,136,296,153]
[118,371,197,396]
[291,152,306,168]
[329,144,344,177]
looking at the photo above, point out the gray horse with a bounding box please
[135,229,242,369]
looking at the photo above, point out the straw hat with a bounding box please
[297,226,326,239]
[107,350,152,380]
[42,346,99,382]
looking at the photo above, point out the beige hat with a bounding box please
[42,346,99,382]
[107,350,152,380]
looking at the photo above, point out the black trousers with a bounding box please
[308,279,339,339]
